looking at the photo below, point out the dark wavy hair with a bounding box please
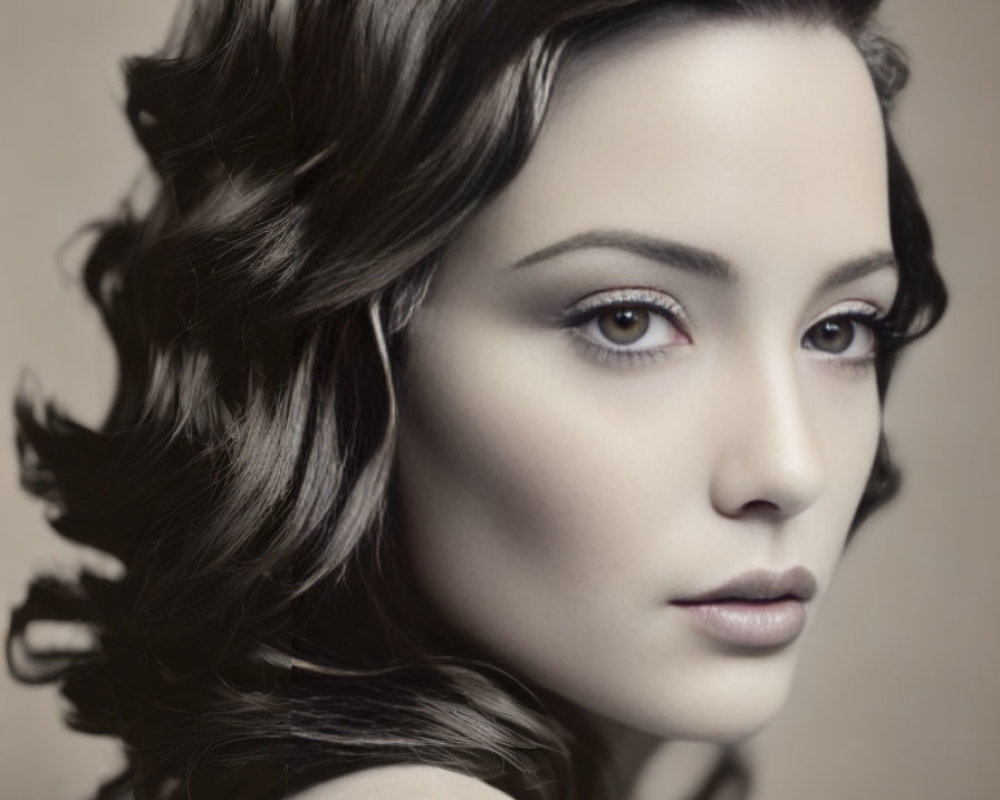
[7,1,946,798]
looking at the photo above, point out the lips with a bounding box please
[675,566,817,605]
[671,567,817,648]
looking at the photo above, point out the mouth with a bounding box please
[671,567,817,648]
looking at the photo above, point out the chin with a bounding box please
[585,648,802,745]
[684,699,789,745]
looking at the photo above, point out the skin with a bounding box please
[387,20,897,799]
[293,765,514,799]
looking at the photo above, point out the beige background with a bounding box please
[1,1,997,798]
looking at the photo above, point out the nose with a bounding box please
[708,357,826,520]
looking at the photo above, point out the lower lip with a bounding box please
[673,599,807,648]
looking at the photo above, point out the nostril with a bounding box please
[739,499,782,517]
[708,422,827,520]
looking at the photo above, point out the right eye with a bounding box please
[567,289,691,364]
[597,306,651,345]
[578,305,680,348]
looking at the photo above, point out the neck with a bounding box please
[586,714,732,800]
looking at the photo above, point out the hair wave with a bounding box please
[8,1,945,798]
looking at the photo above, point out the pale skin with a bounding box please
[307,19,897,800]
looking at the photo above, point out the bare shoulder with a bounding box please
[288,764,514,800]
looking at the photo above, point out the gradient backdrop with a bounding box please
[1,1,997,797]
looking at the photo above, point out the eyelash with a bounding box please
[801,307,892,374]
[563,288,689,367]
[563,291,891,369]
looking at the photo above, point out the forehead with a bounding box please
[450,20,890,279]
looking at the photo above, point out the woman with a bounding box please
[7,0,946,798]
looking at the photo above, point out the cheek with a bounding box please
[818,369,882,483]
[802,367,884,563]
[393,315,692,684]
[396,324,662,605]
[393,305,886,739]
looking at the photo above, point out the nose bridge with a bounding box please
[710,342,826,518]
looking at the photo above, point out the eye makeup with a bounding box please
[557,287,896,374]
[801,300,892,374]
[562,287,691,367]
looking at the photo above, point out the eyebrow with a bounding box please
[815,250,899,292]
[511,229,734,282]
[510,228,897,289]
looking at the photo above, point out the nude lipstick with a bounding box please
[671,567,817,648]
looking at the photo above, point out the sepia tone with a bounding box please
[0,1,996,797]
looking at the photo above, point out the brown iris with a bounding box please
[806,318,855,353]
[597,307,650,345]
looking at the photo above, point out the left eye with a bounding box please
[802,316,876,357]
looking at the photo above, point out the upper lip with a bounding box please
[673,566,818,604]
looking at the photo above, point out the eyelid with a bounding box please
[802,299,889,368]
[561,287,691,367]
[805,298,886,328]
[566,287,688,326]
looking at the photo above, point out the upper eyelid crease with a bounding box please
[810,299,886,322]
[564,290,688,335]
[568,287,683,312]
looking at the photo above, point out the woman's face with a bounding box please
[396,21,896,742]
